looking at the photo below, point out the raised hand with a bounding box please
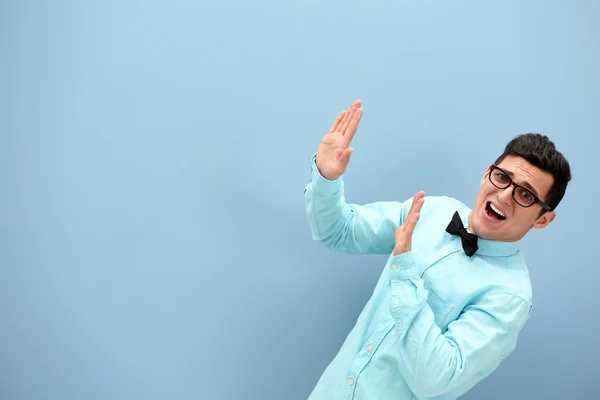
[315,99,363,180]
[393,191,425,256]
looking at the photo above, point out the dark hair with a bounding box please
[494,133,571,211]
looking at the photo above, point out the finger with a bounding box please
[407,191,425,216]
[339,100,361,135]
[327,111,346,135]
[404,197,424,231]
[343,107,363,143]
[335,103,355,133]
[405,212,420,234]
[413,197,425,214]
[407,194,419,218]
[407,191,424,215]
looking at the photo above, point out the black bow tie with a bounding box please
[445,211,478,257]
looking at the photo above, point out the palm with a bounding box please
[393,192,425,255]
[318,133,350,177]
[316,100,363,180]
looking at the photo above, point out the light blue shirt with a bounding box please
[303,155,533,400]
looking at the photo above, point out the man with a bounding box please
[303,99,571,400]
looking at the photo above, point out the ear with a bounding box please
[533,210,556,229]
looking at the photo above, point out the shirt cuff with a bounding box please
[389,251,420,280]
[308,153,344,195]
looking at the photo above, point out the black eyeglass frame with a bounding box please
[488,165,553,212]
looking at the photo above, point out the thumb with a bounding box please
[339,147,354,166]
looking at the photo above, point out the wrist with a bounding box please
[308,154,344,195]
[312,155,341,181]
[393,245,410,256]
[315,157,338,181]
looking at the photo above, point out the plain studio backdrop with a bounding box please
[1,1,598,399]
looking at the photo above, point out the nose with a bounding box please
[497,186,514,206]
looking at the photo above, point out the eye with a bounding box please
[495,172,509,182]
[520,190,533,201]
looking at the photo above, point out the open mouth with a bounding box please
[485,201,507,221]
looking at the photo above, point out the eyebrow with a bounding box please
[502,169,540,197]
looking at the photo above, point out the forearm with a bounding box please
[304,154,404,254]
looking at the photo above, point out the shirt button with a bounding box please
[442,249,448,256]
[367,345,373,351]
[348,379,354,386]
[391,264,397,269]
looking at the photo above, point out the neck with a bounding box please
[467,212,475,234]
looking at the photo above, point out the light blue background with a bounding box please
[1,1,598,399]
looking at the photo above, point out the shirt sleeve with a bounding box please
[303,154,410,255]
[387,251,531,399]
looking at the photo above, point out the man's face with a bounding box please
[468,155,556,242]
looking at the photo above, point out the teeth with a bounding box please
[490,202,506,218]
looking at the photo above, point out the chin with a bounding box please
[471,201,508,239]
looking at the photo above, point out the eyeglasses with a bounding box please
[488,165,552,211]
